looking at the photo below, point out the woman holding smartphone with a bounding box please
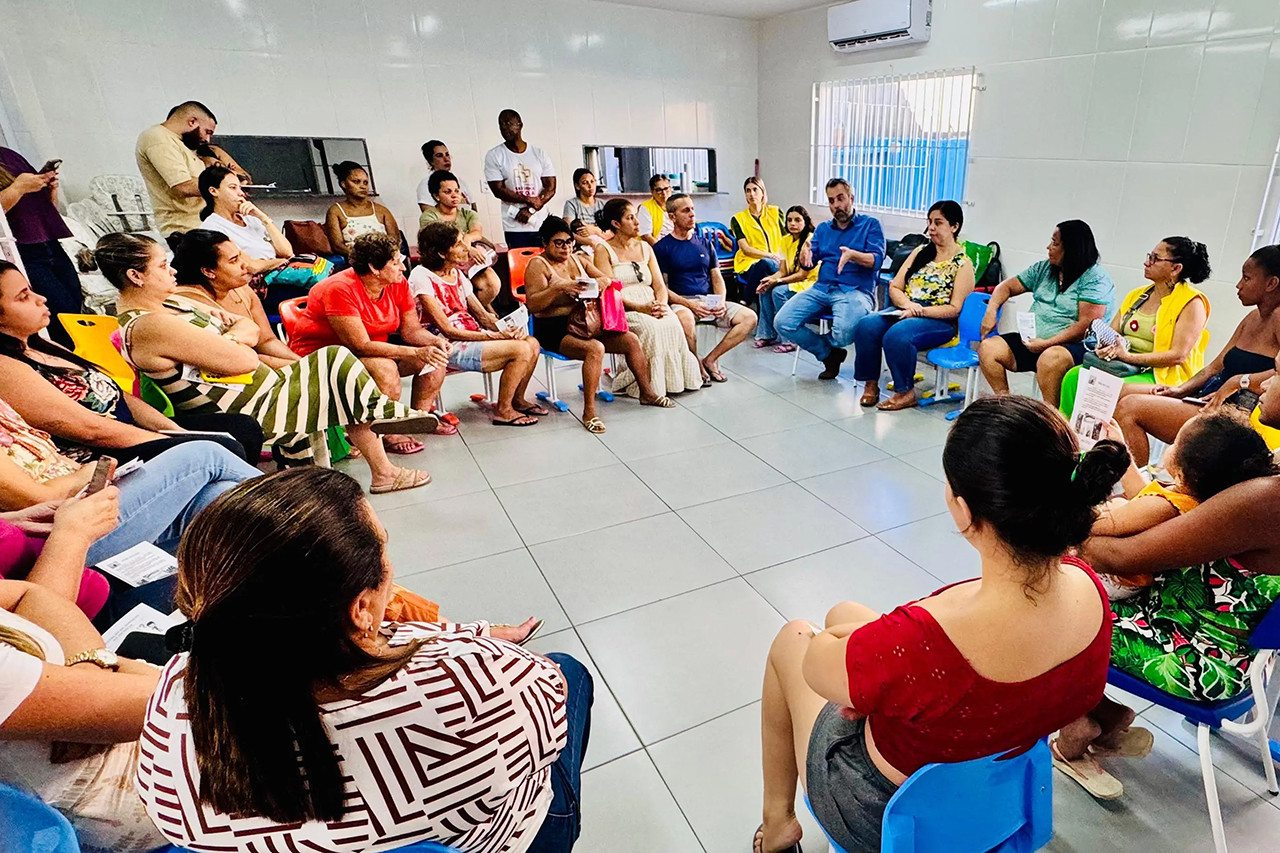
[0,141,81,344]
[1114,245,1280,465]
[0,260,264,463]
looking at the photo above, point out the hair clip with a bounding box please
[165,621,196,653]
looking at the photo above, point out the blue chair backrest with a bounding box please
[955,291,994,350]
[0,782,80,853]
[696,221,735,262]
[880,738,1052,853]
[1248,597,1280,650]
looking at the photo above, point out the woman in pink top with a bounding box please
[754,396,1125,853]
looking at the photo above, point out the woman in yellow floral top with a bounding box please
[853,200,975,410]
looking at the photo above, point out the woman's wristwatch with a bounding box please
[66,648,120,671]
[1240,373,1253,390]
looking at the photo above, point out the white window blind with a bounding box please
[811,67,977,216]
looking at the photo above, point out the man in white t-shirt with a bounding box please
[416,140,475,212]
[482,110,556,249]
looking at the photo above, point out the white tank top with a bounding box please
[337,203,387,245]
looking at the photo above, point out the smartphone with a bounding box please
[37,159,62,174]
[1184,397,1209,407]
[85,456,117,496]
[1225,389,1261,412]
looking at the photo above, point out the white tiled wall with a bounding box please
[758,0,1280,343]
[0,0,759,241]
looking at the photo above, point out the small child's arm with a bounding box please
[1091,494,1180,537]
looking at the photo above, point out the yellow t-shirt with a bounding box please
[134,124,204,234]
[779,234,817,292]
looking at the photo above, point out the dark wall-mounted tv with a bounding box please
[212,136,375,196]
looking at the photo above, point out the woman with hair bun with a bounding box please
[1059,236,1212,414]
[753,396,1122,853]
[323,161,399,258]
[1115,245,1280,465]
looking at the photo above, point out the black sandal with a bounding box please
[752,824,802,853]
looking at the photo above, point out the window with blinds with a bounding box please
[810,68,977,216]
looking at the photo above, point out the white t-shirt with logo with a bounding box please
[482,143,555,233]
[201,212,276,260]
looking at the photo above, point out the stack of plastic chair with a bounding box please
[922,292,999,420]
[1106,600,1280,853]
[806,738,1053,852]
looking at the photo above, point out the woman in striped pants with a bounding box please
[92,233,445,495]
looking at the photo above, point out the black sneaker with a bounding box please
[818,347,847,380]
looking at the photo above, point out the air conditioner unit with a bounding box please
[828,0,931,53]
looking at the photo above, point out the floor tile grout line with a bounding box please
[1138,710,1280,807]
[635,747,713,853]
[640,698,763,751]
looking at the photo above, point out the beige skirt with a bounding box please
[610,285,703,397]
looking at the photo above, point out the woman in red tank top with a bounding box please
[753,396,1128,853]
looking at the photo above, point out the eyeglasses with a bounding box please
[655,186,672,193]
[550,238,574,248]
[1146,253,1175,264]
[631,261,644,281]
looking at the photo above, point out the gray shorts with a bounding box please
[805,704,898,853]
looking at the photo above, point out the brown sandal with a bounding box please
[860,384,880,407]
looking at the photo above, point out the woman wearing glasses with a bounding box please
[1058,238,1211,416]
[1114,245,1280,466]
[593,199,701,399]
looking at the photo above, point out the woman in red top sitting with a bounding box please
[754,396,1126,853]
[288,232,453,453]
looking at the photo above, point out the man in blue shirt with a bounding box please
[654,194,758,382]
[775,178,885,379]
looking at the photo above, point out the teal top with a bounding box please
[1016,260,1116,339]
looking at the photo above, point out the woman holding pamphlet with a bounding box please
[1058,237,1212,416]
[1113,245,1280,465]
[411,223,546,427]
[978,220,1116,408]
[417,170,501,310]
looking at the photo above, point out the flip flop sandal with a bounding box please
[369,468,432,495]
[583,417,607,434]
[642,396,677,408]
[371,413,440,436]
[754,338,776,348]
[752,824,802,853]
[1050,738,1124,800]
[516,403,551,416]
[1089,726,1154,759]
[493,415,539,427]
[771,342,797,353]
[384,437,425,454]
[703,362,728,382]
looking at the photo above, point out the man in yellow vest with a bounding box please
[637,174,674,246]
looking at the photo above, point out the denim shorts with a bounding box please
[805,704,899,852]
[446,341,485,372]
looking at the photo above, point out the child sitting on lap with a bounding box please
[1094,410,1278,599]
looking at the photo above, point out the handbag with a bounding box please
[1083,351,1148,378]
[600,280,628,332]
[567,297,602,339]
[283,220,333,255]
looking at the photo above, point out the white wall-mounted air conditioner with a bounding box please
[827,0,931,54]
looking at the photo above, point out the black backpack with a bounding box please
[974,241,1004,292]
[887,232,929,278]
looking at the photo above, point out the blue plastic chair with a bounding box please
[529,318,614,413]
[0,782,79,853]
[922,292,1000,420]
[1106,600,1280,853]
[696,220,735,268]
[806,738,1053,852]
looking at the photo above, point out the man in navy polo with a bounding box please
[775,178,885,379]
[654,194,758,383]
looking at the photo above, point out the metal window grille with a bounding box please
[810,67,977,216]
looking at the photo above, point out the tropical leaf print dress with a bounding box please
[1110,558,1280,701]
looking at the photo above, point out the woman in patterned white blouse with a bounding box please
[137,467,594,853]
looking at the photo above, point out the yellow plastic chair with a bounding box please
[58,314,133,392]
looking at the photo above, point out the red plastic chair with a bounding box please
[277,296,308,343]
[507,247,542,303]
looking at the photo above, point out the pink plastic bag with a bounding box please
[601,280,628,332]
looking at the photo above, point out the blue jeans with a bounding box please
[85,441,261,566]
[17,240,82,347]
[756,286,795,341]
[739,259,779,305]
[528,653,594,853]
[852,313,956,390]
[775,286,874,361]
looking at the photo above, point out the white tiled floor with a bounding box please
[351,344,1280,853]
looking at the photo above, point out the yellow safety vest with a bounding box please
[1115,282,1210,387]
[731,205,785,275]
[639,197,666,239]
